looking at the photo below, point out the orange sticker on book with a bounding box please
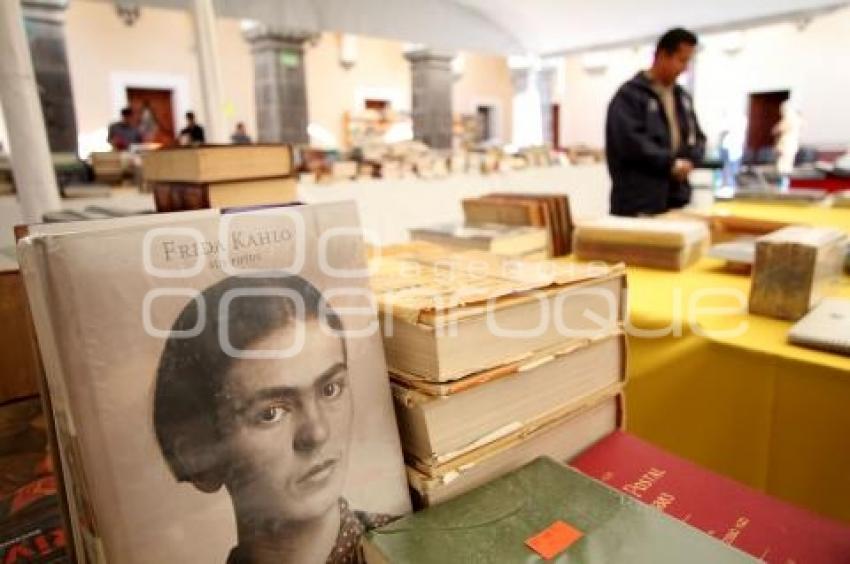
[525,520,584,560]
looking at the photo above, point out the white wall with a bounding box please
[452,52,514,144]
[560,46,653,148]
[303,32,411,149]
[559,6,850,149]
[0,107,8,155]
[694,6,850,147]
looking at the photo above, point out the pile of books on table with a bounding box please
[143,144,297,211]
[409,193,573,261]
[369,242,627,507]
[573,216,709,270]
[463,193,573,256]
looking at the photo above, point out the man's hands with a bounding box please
[671,159,694,181]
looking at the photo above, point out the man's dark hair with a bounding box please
[121,107,132,118]
[186,111,195,121]
[153,274,345,483]
[656,28,698,55]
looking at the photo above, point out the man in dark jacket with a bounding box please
[606,28,706,216]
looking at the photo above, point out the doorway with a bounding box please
[126,87,175,145]
[746,90,790,158]
[476,105,493,142]
[364,99,390,111]
[551,103,560,149]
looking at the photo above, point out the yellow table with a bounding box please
[625,202,850,523]
[713,200,850,231]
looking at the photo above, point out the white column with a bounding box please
[510,65,544,148]
[191,0,226,143]
[0,0,61,222]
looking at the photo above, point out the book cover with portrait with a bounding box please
[18,201,411,563]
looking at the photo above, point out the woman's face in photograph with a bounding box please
[218,319,353,523]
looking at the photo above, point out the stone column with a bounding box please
[0,0,62,221]
[191,0,225,143]
[537,67,556,147]
[244,26,314,144]
[405,49,454,150]
[21,0,78,155]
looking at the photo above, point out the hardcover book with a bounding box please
[18,202,411,563]
[141,144,294,183]
[788,297,850,355]
[152,177,298,212]
[571,431,850,563]
[406,392,622,507]
[574,216,709,270]
[392,332,626,466]
[473,193,574,256]
[364,457,758,563]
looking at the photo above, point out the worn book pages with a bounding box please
[370,245,623,325]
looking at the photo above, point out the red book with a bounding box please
[571,431,850,563]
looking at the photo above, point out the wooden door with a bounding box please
[551,103,560,149]
[126,87,175,145]
[476,105,493,142]
[746,90,789,155]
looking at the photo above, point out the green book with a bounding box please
[363,457,757,563]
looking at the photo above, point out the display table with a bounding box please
[625,202,850,523]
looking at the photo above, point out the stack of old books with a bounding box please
[143,144,297,212]
[90,151,124,184]
[409,223,549,260]
[370,242,627,507]
[574,216,709,270]
[463,193,573,256]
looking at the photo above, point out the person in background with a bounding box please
[773,101,802,188]
[137,101,161,143]
[107,107,142,151]
[605,28,706,216]
[719,111,748,187]
[179,111,206,145]
[231,122,252,144]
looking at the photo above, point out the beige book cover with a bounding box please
[18,202,410,564]
[788,298,850,355]
[574,216,709,248]
[141,144,294,183]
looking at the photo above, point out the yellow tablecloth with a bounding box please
[713,200,850,231]
[625,202,850,523]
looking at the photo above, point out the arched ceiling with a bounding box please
[99,0,849,54]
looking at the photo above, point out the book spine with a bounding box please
[152,182,211,213]
[19,240,107,564]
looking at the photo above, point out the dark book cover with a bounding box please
[571,431,850,563]
[0,476,67,563]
